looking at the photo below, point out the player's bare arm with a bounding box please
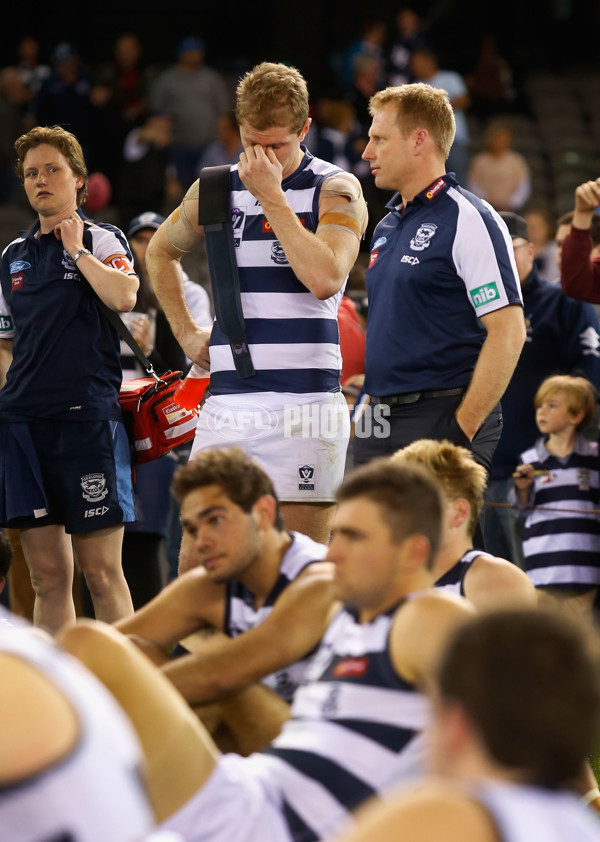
[114,568,226,665]
[239,148,367,299]
[465,555,537,611]
[146,182,211,367]
[161,561,339,705]
[0,339,12,388]
[455,305,526,441]
[390,591,476,688]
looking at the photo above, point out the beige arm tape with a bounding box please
[318,172,369,240]
[165,180,200,253]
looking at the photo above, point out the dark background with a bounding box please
[2,0,599,98]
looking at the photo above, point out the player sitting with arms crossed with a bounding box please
[114,445,337,753]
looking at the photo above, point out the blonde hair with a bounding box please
[15,125,88,207]
[391,438,486,538]
[534,375,597,430]
[369,82,456,160]
[236,62,309,134]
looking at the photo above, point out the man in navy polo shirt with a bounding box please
[354,83,525,477]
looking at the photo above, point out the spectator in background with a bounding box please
[345,54,382,142]
[308,98,363,175]
[556,211,599,280]
[484,212,600,567]
[87,72,128,197]
[556,210,600,279]
[465,32,516,119]
[118,112,175,227]
[525,206,559,283]
[197,113,243,170]
[513,375,600,623]
[410,47,470,183]
[150,36,231,193]
[106,32,153,128]
[16,34,51,101]
[340,17,387,92]
[0,67,33,204]
[34,42,93,149]
[387,6,428,86]
[338,294,366,386]
[467,119,531,212]
[560,178,600,303]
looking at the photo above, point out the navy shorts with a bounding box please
[0,419,135,534]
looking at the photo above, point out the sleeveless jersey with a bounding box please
[224,531,327,702]
[476,779,600,842]
[249,603,430,841]
[208,150,346,397]
[0,608,154,842]
[434,549,494,596]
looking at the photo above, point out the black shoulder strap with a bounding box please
[81,275,161,383]
[198,165,255,379]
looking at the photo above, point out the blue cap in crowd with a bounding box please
[127,212,166,239]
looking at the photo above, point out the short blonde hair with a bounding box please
[369,83,456,160]
[534,375,597,430]
[236,62,309,134]
[15,125,88,207]
[391,438,486,538]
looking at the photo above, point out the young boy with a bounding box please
[513,374,600,618]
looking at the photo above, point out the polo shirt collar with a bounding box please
[385,172,457,212]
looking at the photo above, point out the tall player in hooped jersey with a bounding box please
[146,62,368,547]
[0,126,138,633]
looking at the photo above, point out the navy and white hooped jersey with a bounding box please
[434,549,495,596]
[250,603,430,841]
[518,434,600,588]
[476,780,600,842]
[224,531,327,702]
[0,211,135,422]
[0,606,154,842]
[364,173,523,397]
[208,150,346,397]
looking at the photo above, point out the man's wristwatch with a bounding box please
[72,247,91,264]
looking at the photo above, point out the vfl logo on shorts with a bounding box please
[470,282,500,309]
[298,464,315,491]
[81,473,109,503]
[410,223,437,251]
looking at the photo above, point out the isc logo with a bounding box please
[84,506,109,518]
[471,282,499,308]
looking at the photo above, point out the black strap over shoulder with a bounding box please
[198,165,255,379]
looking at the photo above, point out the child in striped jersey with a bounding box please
[513,374,600,620]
